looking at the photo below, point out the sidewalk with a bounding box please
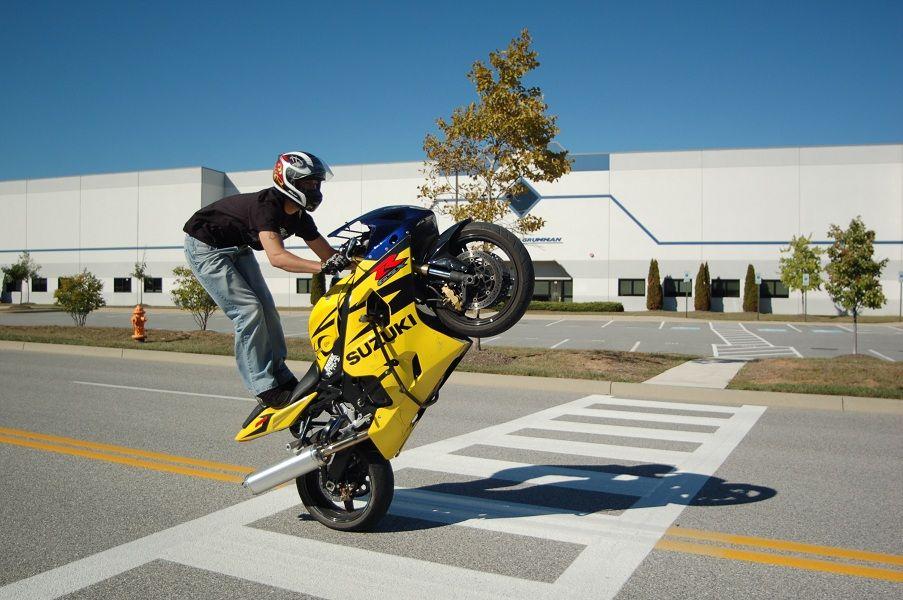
[644,358,748,389]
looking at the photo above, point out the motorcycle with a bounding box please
[236,206,534,531]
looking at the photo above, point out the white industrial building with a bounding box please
[1,143,901,315]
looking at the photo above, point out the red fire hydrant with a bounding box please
[131,305,147,342]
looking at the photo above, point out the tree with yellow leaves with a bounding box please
[420,29,570,234]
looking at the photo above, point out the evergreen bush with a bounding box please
[646,259,663,310]
[310,271,326,306]
[742,264,758,312]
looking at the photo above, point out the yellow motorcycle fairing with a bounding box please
[234,392,318,442]
[308,244,470,459]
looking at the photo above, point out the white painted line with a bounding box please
[786,323,802,333]
[658,321,665,330]
[536,419,711,443]
[598,397,740,414]
[481,432,691,464]
[708,322,732,345]
[72,381,253,402]
[482,335,504,344]
[601,320,614,328]
[567,407,729,427]
[790,346,803,358]
[883,325,903,334]
[402,452,663,498]
[546,319,565,327]
[629,341,641,352]
[836,325,854,333]
[738,323,774,347]
[710,343,720,358]
[869,349,895,362]
[551,339,570,349]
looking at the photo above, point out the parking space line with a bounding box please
[551,339,570,349]
[659,321,665,329]
[786,324,802,332]
[836,325,854,333]
[546,319,565,327]
[601,320,614,328]
[629,341,641,352]
[482,336,504,345]
[869,349,895,362]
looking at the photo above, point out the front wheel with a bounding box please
[434,222,534,338]
[296,443,394,532]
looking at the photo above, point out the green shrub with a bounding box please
[743,264,758,312]
[694,262,711,311]
[646,259,663,310]
[528,301,624,312]
[53,269,105,327]
[171,266,218,330]
[310,271,326,305]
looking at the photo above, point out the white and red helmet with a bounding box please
[273,151,333,211]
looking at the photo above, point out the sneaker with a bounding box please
[256,386,292,409]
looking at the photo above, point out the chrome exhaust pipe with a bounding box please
[242,432,370,495]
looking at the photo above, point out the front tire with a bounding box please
[435,222,534,338]
[296,443,394,532]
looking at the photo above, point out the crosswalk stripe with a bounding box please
[534,419,712,444]
[396,452,664,497]
[480,433,692,464]
[567,407,730,427]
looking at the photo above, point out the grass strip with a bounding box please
[728,355,902,399]
[0,325,690,384]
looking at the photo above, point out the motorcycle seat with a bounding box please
[289,362,321,403]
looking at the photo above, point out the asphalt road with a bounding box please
[2,309,902,361]
[0,350,900,599]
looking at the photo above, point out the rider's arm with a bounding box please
[307,235,338,262]
[259,231,323,273]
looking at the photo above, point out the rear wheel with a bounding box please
[434,222,534,338]
[296,443,394,532]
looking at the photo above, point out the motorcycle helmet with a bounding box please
[272,151,333,211]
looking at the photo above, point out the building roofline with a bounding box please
[1,141,901,184]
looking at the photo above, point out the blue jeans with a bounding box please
[183,235,294,395]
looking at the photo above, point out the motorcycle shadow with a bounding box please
[373,463,776,533]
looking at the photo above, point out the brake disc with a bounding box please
[457,250,505,310]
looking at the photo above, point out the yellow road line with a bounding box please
[0,426,252,475]
[0,434,245,484]
[665,526,903,567]
[656,539,903,583]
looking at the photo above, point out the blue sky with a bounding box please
[1,0,901,180]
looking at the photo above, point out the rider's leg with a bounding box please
[183,236,287,397]
[232,246,295,387]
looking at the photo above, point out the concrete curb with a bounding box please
[1,339,899,415]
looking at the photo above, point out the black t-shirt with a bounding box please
[183,187,319,251]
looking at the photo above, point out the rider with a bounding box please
[183,151,350,410]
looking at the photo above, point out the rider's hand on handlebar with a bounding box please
[321,252,352,275]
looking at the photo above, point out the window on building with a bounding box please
[663,277,692,297]
[531,279,572,302]
[296,278,312,294]
[31,278,47,292]
[618,279,645,297]
[144,278,163,293]
[114,278,132,293]
[761,279,789,298]
[711,278,740,298]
